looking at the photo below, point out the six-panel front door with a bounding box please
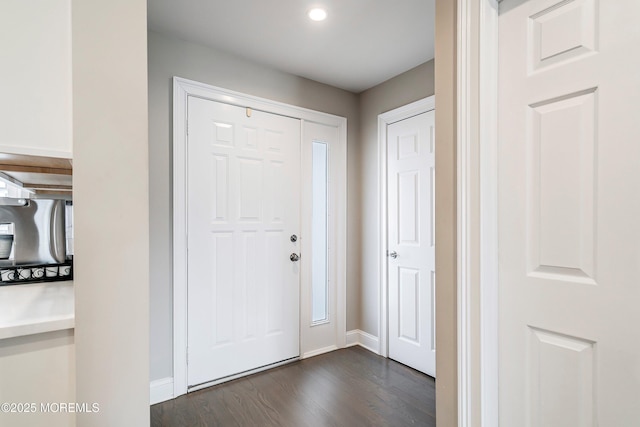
[387,110,436,377]
[186,96,301,388]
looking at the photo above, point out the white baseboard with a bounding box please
[346,329,380,354]
[302,344,338,359]
[150,377,174,405]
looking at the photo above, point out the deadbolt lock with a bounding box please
[290,234,298,242]
[290,253,300,262]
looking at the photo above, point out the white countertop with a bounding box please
[0,281,74,340]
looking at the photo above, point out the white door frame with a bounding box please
[457,0,499,426]
[377,96,435,358]
[172,77,347,397]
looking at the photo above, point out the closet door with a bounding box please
[387,110,436,377]
[498,0,640,424]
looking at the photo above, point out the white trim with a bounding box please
[150,377,174,405]
[302,345,338,359]
[335,121,348,349]
[345,329,380,354]
[172,77,347,398]
[377,96,435,359]
[457,0,473,425]
[479,1,500,426]
[172,78,189,397]
[457,0,501,425]
[345,330,359,347]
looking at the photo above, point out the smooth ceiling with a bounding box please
[148,0,435,93]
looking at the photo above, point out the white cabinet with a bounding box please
[0,0,72,157]
[0,329,75,427]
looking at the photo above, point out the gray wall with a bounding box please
[148,31,361,381]
[148,30,435,382]
[357,61,435,336]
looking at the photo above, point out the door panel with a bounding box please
[187,97,301,387]
[388,110,436,377]
[499,0,640,424]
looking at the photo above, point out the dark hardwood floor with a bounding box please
[151,346,436,427]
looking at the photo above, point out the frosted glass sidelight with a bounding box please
[311,142,328,323]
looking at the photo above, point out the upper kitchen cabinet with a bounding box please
[0,0,72,157]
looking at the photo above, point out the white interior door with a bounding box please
[186,96,301,388]
[387,110,436,377]
[499,0,640,425]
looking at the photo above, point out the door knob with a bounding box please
[290,253,300,262]
[388,251,398,259]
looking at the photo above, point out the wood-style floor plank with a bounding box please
[151,346,436,427]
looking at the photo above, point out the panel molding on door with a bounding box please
[186,97,300,389]
[498,0,640,424]
[384,102,436,378]
[172,77,347,398]
[377,96,435,362]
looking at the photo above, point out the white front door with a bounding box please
[387,110,436,377]
[499,0,640,424]
[186,96,301,388]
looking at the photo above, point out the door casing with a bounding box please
[430,0,502,424]
[455,0,502,425]
[172,77,347,398]
[377,96,435,357]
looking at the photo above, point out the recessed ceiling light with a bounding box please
[308,8,327,21]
